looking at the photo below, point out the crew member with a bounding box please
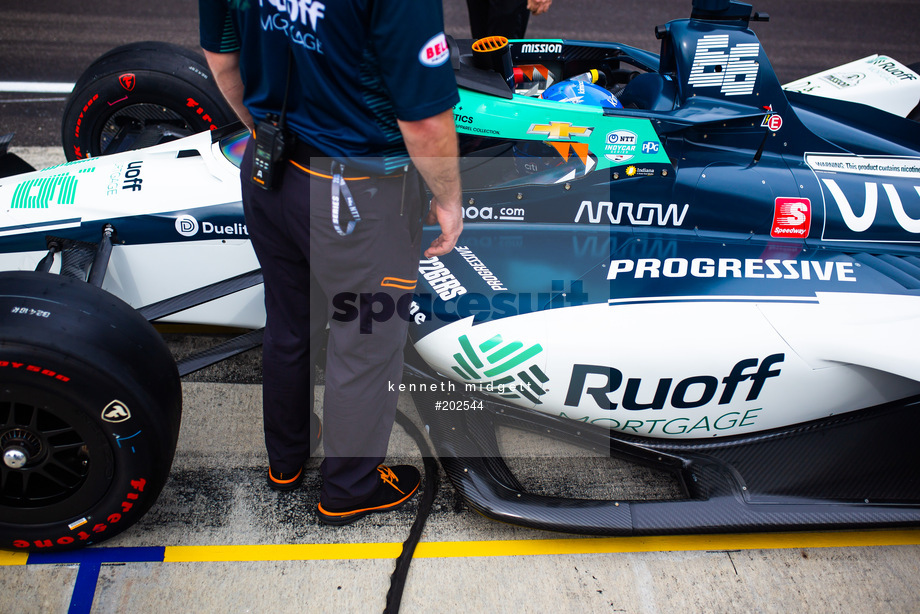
[198,0,462,525]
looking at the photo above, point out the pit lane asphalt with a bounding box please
[4,1,920,612]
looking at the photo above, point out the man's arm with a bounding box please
[398,109,463,258]
[202,50,254,132]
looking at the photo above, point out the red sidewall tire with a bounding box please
[61,42,235,161]
[0,272,181,552]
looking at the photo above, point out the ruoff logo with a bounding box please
[101,400,131,423]
[175,214,199,237]
[771,197,811,238]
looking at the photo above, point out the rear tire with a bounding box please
[61,41,236,161]
[0,271,181,551]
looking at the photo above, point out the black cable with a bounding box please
[383,409,440,614]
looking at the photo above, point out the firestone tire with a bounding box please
[61,41,235,161]
[0,271,181,552]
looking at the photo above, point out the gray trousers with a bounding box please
[241,141,422,507]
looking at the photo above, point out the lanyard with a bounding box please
[331,161,361,236]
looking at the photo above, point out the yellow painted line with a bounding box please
[165,542,403,563]
[414,529,920,558]
[0,550,29,566]
[160,528,920,563]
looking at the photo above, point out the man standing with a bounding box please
[466,0,553,40]
[199,0,462,525]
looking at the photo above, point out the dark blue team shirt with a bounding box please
[199,0,459,173]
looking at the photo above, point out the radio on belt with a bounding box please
[251,113,289,191]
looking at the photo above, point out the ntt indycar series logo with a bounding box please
[175,214,249,238]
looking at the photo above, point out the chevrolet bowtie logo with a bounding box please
[527,122,593,140]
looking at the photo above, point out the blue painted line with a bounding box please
[28,547,165,613]
[69,559,100,614]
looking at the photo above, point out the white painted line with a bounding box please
[0,81,74,94]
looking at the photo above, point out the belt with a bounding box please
[288,138,406,181]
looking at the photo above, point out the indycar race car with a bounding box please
[2,0,920,551]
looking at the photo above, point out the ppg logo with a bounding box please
[642,141,660,154]
[175,214,199,237]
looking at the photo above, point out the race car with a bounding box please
[2,0,920,551]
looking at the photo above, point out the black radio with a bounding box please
[250,114,289,191]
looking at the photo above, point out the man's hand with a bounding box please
[527,0,552,15]
[398,109,463,258]
[424,196,463,257]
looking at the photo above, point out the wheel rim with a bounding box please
[97,102,194,155]
[0,386,114,524]
[0,400,92,507]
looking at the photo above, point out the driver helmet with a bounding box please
[541,79,622,109]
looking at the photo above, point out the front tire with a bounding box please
[61,41,236,161]
[0,272,181,551]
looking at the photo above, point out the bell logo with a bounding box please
[419,33,450,67]
[771,197,811,238]
[102,400,131,423]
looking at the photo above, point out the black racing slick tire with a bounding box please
[61,41,236,161]
[0,271,182,552]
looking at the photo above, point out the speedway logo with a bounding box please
[175,214,249,238]
[450,333,549,405]
[771,197,811,238]
[688,34,760,96]
[574,200,689,227]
